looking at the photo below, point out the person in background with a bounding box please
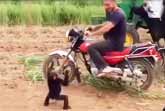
[132,0,165,44]
[144,0,164,19]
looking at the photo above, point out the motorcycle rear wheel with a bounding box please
[128,58,153,90]
[43,54,76,82]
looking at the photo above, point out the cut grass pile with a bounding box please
[17,55,46,81]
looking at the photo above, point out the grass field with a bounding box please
[0,2,104,25]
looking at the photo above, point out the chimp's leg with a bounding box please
[55,95,71,110]
[44,93,50,106]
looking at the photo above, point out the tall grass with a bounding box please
[0,4,8,25]
[0,2,104,25]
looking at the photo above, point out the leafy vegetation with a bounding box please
[86,75,165,99]
[86,75,144,95]
[86,75,126,91]
[17,56,46,81]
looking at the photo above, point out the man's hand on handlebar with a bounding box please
[84,30,92,37]
[85,26,94,37]
[85,26,94,32]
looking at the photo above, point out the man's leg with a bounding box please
[88,41,111,70]
[55,95,70,109]
[88,41,122,76]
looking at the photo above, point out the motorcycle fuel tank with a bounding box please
[79,42,92,53]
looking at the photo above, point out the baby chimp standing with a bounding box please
[44,71,71,110]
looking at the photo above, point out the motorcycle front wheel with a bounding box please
[43,54,76,82]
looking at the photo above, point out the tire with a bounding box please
[161,51,165,67]
[125,24,140,46]
[161,52,165,73]
[129,58,153,90]
[43,54,76,82]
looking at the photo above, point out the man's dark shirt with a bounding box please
[104,8,126,51]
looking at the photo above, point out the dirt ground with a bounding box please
[0,26,165,111]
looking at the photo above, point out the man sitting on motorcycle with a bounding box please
[85,0,126,77]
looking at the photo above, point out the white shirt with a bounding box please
[144,0,164,18]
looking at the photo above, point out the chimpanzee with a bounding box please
[44,71,71,110]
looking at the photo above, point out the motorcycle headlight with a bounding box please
[65,29,74,42]
[65,28,80,42]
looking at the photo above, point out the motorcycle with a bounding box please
[43,28,164,90]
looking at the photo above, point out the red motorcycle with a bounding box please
[43,28,164,90]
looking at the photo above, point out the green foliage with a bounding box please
[86,75,126,92]
[72,0,87,6]
[7,4,23,25]
[27,67,44,82]
[0,2,104,25]
[0,4,8,25]
[41,4,54,25]
[18,56,46,81]
[24,56,44,68]
[86,75,144,95]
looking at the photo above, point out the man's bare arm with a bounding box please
[86,22,107,32]
[92,23,104,31]
[91,22,115,37]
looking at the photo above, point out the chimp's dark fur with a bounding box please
[44,71,71,110]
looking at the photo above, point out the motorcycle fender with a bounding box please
[128,56,155,67]
[49,50,74,62]
[159,48,165,53]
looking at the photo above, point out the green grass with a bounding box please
[0,2,104,25]
[0,0,103,6]
[86,75,126,91]
[86,75,165,99]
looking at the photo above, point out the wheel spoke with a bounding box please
[130,61,151,89]
[44,55,75,82]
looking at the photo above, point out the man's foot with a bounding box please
[63,106,71,110]
[97,66,122,78]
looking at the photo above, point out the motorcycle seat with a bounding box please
[104,48,132,56]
